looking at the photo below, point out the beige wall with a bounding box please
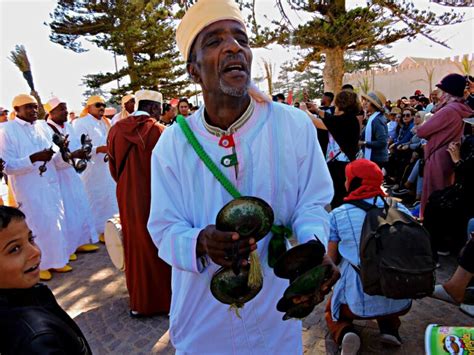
[343,54,473,101]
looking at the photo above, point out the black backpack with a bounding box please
[346,198,436,299]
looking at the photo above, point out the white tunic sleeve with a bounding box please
[289,115,333,247]
[148,129,208,273]
[73,117,102,158]
[0,126,36,176]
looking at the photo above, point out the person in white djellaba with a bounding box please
[44,97,99,259]
[147,0,340,353]
[73,96,118,241]
[0,94,69,281]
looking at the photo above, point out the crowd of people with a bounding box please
[0,0,473,353]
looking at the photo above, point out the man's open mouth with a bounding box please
[222,60,248,74]
[24,264,39,273]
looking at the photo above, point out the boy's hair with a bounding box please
[0,206,25,231]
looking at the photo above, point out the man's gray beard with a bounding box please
[219,78,250,97]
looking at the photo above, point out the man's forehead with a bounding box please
[22,103,38,108]
[52,103,67,112]
[197,20,247,42]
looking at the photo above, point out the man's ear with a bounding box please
[187,63,201,84]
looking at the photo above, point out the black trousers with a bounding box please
[424,198,470,259]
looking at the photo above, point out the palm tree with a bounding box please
[358,76,371,94]
[261,59,275,95]
[454,54,473,76]
[423,65,436,94]
[9,45,45,119]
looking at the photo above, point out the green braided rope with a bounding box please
[177,115,291,236]
[177,115,291,269]
[177,115,241,199]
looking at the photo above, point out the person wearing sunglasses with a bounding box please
[386,109,415,186]
[73,96,118,244]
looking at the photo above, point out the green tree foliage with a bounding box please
[244,0,464,93]
[48,0,189,101]
[273,61,324,100]
[345,46,397,73]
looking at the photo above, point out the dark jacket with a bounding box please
[394,121,414,146]
[361,111,389,163]
[0,284,92,355]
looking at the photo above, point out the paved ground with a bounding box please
[46,245,472,354]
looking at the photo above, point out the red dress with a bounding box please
[107,114,171,315]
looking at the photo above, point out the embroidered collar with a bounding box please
[201,98,255,137]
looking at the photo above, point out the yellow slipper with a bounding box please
[99,233,105,244]
[53,265,73,273]
[69,253,78,261]
[40,270,53,281]
[76,244,100,253]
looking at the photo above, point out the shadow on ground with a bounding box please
[48,247,472,354]
[74,297,173,354]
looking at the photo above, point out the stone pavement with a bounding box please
[48,246,472,354]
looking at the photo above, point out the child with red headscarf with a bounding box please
[325,159,412,355]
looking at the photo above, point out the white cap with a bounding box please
[135,90,163,105]
[44,97,65,114]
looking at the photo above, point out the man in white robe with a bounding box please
[0,94,69,280]
[111,94,135,126]
[73,96,118,240]
[44,97,99,258]
[147,1,339,353]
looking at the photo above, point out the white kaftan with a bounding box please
[73,114,118,235]
[148,101,334,355]
[46,119,98,251]
[0,118,69,269]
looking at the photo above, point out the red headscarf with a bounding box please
[343,159,386,201]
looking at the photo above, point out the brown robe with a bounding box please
[107,114,171,315]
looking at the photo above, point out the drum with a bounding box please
[104,216,125,271]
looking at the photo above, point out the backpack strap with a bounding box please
[344,198,376,274]
[344,199,376,211]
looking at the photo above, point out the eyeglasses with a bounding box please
[403,113,411,117]
[94,103,106,108]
